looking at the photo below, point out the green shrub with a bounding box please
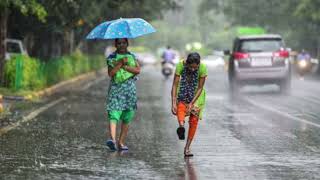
[44,57,74,85]
[4,55,46,91]
[4,51,105,91]
[89,55,105,70]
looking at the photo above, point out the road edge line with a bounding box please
[0,97,67,136]
[243,97,320,128]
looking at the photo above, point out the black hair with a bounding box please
[186,52,200,65]
[115,38,129,45]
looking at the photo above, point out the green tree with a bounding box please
[199,0,320,55]
[294,0,320,57]
[0,0,46,82]
[7,0,178,59]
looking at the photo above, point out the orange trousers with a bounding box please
[177,102,199,140]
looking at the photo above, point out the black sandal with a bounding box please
[176,126,185,140]
[184,150,194,157]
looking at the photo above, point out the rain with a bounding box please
[1,0,320,179]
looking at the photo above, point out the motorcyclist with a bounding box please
[297,49,311,61]
[162,46,176,65]
[296,49,311,80]
[161,46,176,78]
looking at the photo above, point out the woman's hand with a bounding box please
[108,60,124,77]
[122,65,128,71]
[122,57,128,65]
[187,103,193,114]
[171,75,180,115]
[112,60,124,67]
[122,61,140,74]
[171,103,177,115]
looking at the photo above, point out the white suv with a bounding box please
[225,34,291,93]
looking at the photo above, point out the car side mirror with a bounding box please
[224,50,231,56]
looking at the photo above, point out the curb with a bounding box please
[2,68,108,101]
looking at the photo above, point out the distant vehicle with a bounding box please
[296,50,312,78]
[225,34,291,93]
[294,50,319,77]
[212,50,225,57]
[161,62,174,79]
[157,47,180,64]
[296,58,311,78]
[161,46,176,64]
[202,52,225,67]
[172,50,181,64]
[135,52,157,66]
[5,38,28,60]
[310,58,319,65]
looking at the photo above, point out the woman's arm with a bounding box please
[189,76,206,106]
[108,60,123,77]
[171,75,180,114]
[123,61,141,75]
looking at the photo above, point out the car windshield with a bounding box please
[240,39,283,52]
[6,42,21,53]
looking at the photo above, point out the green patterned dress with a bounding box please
[106,52,138,112]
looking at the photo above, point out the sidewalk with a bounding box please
[0,68,107,128]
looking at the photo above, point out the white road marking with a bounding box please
[80,76,106,91]
[0,97,67,136]
[206,94,226,100]
[294,91,320,106]
[243,97,320,128]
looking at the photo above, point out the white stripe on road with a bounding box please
[0,97,67,136]
[243,97,320,128]
[80,76,106,91]
[294,90,320,106]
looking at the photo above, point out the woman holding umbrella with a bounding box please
[86,18,156,151]
[105,38,140,151]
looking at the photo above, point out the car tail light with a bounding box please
[273,50,289,66]
[273,50,289,58]
[234,52,249,60]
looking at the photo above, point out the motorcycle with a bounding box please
[296,59,312,77]
[161,62,174,79]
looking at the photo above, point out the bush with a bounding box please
[4,55,46,91]
[89,55,106,71]
[44,57,74,85]
[4,51,105,91]
[69,50,89,75]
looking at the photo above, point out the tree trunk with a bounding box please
[51,33,62,58]
[70,29,74,53]
[24,33,35,56]
[0,8,8,84]
[63,29,74,55]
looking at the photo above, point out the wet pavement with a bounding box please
[1,64,320,179]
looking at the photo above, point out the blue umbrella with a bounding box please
[86,18,156,40]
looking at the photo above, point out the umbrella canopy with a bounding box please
[86,18,156,40]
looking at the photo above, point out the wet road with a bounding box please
[1,64,320,179]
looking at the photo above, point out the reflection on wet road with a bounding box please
[1,65,320,179]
